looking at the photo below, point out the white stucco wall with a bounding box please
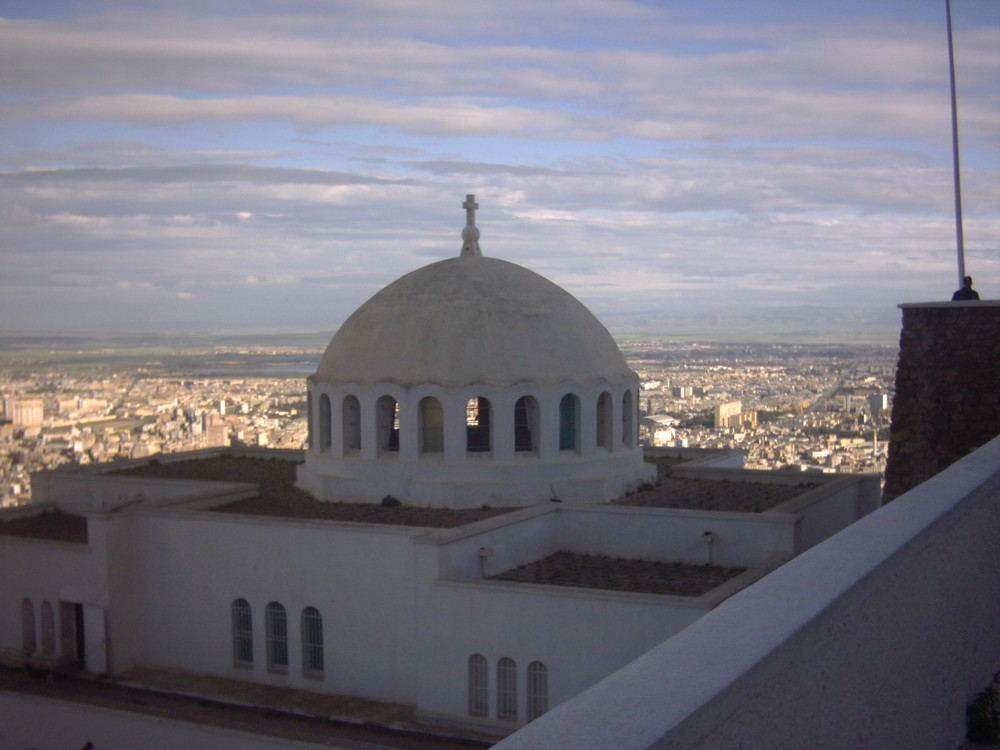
[300,379,653,506]
[116,506,732,718]
[3,453,877,736]
[778,473,880,550]
[415,579,709,726]
[121,510,426,703]
[32,469,256,512]
[0,536,101,663]
[426,506,560,580]
[494,434,1000,750]
[553,504,797,568]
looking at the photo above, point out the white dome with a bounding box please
[314,255,632,388]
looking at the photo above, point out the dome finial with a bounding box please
[460,193,482,258]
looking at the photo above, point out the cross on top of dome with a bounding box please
[460,193,482,258]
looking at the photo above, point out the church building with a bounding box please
[298,195,655,506]
[0,197,878,743]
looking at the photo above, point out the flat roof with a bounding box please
[111,453,818,520]
[0,509,88,543]
[615,475,815,513]
[492,552,745,597]
[113,455,521,528]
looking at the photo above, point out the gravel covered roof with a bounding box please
[492,551,745,597]
[114,455,520,528]
[615,475,816,513]
[0,509,88,543]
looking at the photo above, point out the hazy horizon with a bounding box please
[0,301,904,349]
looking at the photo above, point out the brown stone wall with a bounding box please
[883,302,1000,500]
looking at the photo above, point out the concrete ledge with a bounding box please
[898,300,1000,308]
[494,434,1000,750]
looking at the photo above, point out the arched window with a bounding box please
[622,390,635,448]
[514,396,539,453]
[497,657,517,722]
[342,395,361,453]
[231,598,253,667]
[40,601,56,655]
[527,661,549,720]
[318,393,332,452]
[419,396,444,454]
[466,397,492,453]
[265,602,288,673]
[301,607,324,677]
[306,391,313,449]
[596,392,613,451]
[58,603,81,666]
[559,394,579,452]
[21,598,36,655]
[376,396,400,453]
[468,654,488,717]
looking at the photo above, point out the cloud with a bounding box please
[0,203,38,226]
[20,94,583,140]
[0,1,996,332]
[3,8,996,146]
[0,163,411,187]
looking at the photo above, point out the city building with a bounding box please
[298,196,654,507]
[713,400,757,430]
[3,398,44,427]
[869,392,889,419]
[714,400,741,428]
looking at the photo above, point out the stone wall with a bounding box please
[883,301,1000,500]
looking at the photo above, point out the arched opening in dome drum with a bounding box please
[419,396,444,453]
[306,391,313,449]
[559,393,580,452]
[622,390,635,448]
[342,395,361,453]
[514,396,539,453]
[466,397,492,453]
[376,395,399,453]
[596,391,613,451]
[318,394,332,452]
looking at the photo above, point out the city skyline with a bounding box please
[1,0,998,332]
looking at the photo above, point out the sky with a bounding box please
[1,0,998,334]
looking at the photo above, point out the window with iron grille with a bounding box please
[377,395,400,453]
[265,601,288,673]
[465,397,492,453]
[622,389,635,448]
[497,657,517,722]
[318,393,332,452]
[597,392,613,450]
[342,395,361,452]
[419,396,444,453]
[301,606,324,677]
[559,394,580,452]
[514,396,539,453]
[231,598,253,667]
[21,598,35,655]
[468,654,488,717]
[40,601,56,655]
[527,661,548,720]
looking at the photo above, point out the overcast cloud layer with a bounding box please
[1,0,998,335]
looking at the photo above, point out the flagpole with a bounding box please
[946,0,967,285]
